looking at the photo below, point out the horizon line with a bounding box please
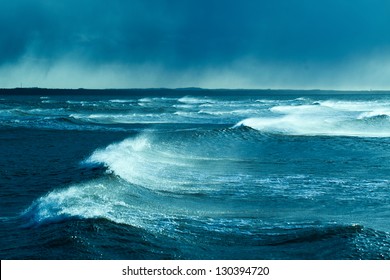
[1,86,390,92]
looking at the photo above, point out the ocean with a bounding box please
[1,88,390,259]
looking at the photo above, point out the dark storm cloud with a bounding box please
[0,1,163,63]
[1,0,390,88]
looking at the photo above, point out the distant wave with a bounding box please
[235,102,390,137]
[178,96,216,104]
[69,113,175,124]
[2,95,390,136]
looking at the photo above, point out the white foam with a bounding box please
[178,96,215,104]
[235,116,326,135]
[23,180,166,231]
[24,131,251,231]
[0,109,18,117]
[86,133,257,194]
[270,104,333,115]
[69,113,173,124]
[138,97,153,102]
[172,104,196,109]
[109,99,135,103]
[198,108,261,116]
[319,100,390,112]
[357,110,390,119]
[236,102,390,137]
[41,100,57,104]
[86,135,197,191]
[22,133,260,233]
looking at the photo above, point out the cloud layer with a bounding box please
[1,0,390,89]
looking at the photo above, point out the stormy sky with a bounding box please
[1,0,390,89]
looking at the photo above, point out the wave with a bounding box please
[21,179,154,228]
[3,93,390,136]
[178,96,216,104]
[69,113,173,124]
[319,100,390,112]
[20,128,390,258]
[68,111,231,125]
[7,91,390,259]
[21,130,263,230]
[358,111,390,120]
[21,186,390,259]
[236,102,390,137]
[198,108,262,117]
[85,133,246,192]
[21,173,252,235]
[0,108,65,117]
[22,129,390,217]
[109,99,136,103]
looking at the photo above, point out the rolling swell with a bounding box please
[5,90,390,259]
[17,215,390,259]
[22,128,267,229]
[21,124,390,259]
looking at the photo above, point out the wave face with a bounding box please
[2,89,390,259]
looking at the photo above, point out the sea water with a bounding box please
[1,88,390,259]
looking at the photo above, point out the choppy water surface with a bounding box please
[1,89,390,259]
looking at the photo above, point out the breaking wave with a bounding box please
[236,102,390,137]
[22,129,390,234]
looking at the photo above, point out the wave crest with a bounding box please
[236,102,390,137]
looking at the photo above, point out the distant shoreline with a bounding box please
[1,87,389,96]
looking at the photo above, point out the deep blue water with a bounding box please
[1,88,390,259]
